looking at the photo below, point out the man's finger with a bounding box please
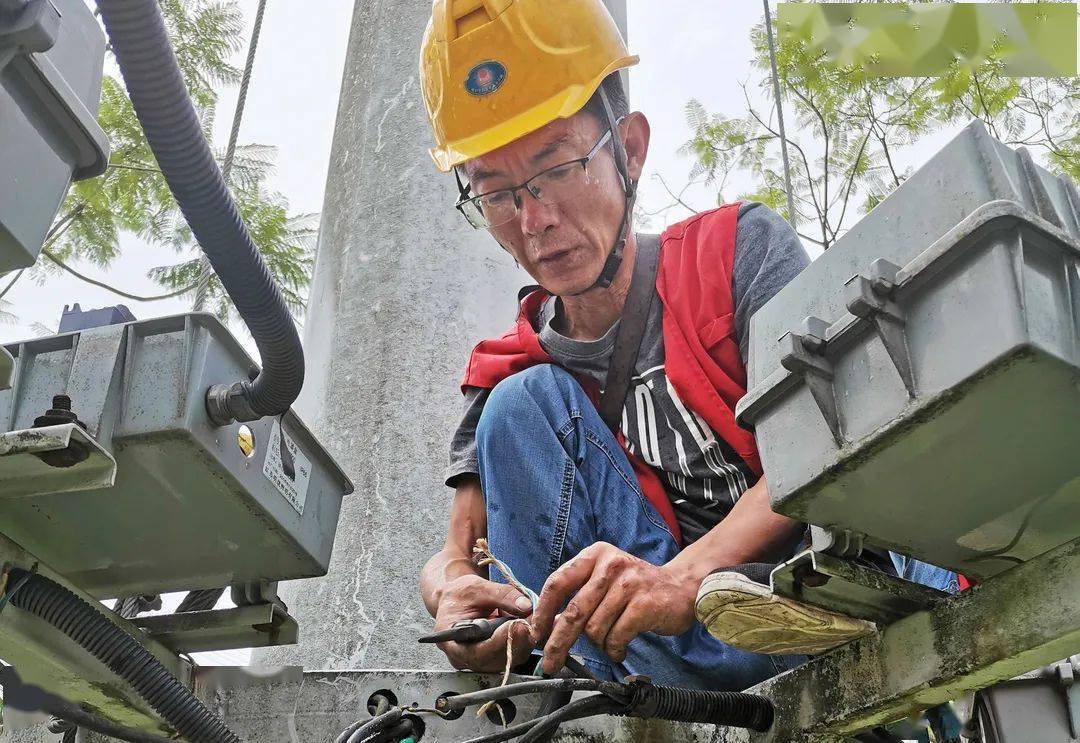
[530,549,602,639]
[583,580,631,651]
[440,619,533,673]
[539,570,618,675]
[470,579,535,617]
[603,600,648,664]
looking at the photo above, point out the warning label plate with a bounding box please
[263,419,311,515]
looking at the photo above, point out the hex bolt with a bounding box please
[51,394,72,411]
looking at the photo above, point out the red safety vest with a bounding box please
[461,204,760,546]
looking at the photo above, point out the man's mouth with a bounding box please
[537,247,574,266]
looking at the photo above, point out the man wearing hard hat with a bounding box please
[417,0,956,688]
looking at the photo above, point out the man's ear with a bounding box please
[621,111,650,183]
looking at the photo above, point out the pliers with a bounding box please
[417,616,515,644]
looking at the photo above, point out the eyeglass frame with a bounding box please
[453,127,616,230]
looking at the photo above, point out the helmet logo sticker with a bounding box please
[465,60,507,97]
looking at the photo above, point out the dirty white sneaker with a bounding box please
[695,571,876,655]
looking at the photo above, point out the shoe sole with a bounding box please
[695,572,876,655]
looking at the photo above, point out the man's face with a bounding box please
[462,111,648,296]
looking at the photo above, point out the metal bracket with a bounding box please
[133,602,299,654]
[0,423,116,498]
[231,579,284,609]
[845,259,917,397]
[0,346,12,391]
[780,316,844,445]
[809,525,865,559]
[0,0,60,55]
[770,550,946,625]
[1055,656,1080,738]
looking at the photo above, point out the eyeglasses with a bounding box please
[455,129,614,230]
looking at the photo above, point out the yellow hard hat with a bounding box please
[420,0,639,172]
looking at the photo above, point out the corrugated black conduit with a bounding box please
[4,568,241,743]
[615,683,775,731]
[94,0,304,424]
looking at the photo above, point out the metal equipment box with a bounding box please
[1,0,109,272]
[0,313,352,598]
[738,124,1080,580]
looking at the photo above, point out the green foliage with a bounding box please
[149,188,317,323]
[42,0,313,317]
[682,11,1079,249]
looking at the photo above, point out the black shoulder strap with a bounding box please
[597,234,661,432]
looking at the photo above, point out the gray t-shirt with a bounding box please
[446,202,809,544]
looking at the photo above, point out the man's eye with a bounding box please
[544,164,576,182]
[482,191,513,207]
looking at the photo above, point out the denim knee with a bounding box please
[476,364,579,449]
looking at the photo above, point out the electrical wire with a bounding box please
[967,491,1055,567]
[192,0,270,312]
[438,678,600,714]
[456,716,544,743]
[517,695,619,743]
[342,709,402,743]
[470,538,540,722]
[457,694,618,743]
[762,0,798,229]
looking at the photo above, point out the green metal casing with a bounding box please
[0,0,110,272]
[0,313,352,599]
[738,124,1080,580]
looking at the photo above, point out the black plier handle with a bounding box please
[417,615,515,644]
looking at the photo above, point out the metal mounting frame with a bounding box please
[0,423,116,498]
[770,550,946,625]
[0,346,11,392]
[713,535,1080,741]
[133,602,298,654]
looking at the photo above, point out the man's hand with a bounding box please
[528,542,698,675]
[433,574,535,673]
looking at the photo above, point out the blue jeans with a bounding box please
[476,364,799,690]
[476,365,957,689]
[891,553,960,594]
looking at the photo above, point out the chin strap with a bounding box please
[567,85,637,297]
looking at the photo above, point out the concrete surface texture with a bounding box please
[258,0,628,671]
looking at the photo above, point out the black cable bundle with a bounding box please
[4,569,241,743]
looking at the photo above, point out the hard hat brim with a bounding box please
[429,55,639,173]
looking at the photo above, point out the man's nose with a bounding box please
[517,189,559,238]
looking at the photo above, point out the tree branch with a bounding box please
[796,231,826,247]
[785,84,832,246]
[743,86,823,219]
[834,126,874,230]
[108,162,163,175]
[972,72,1001,139]
[0,269,25,302]
[652,173,701,214]
[41,249,197,302]
[44,204,85,244]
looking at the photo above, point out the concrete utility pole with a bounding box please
[257,0,628,670]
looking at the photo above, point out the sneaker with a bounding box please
[695,569,876,655]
